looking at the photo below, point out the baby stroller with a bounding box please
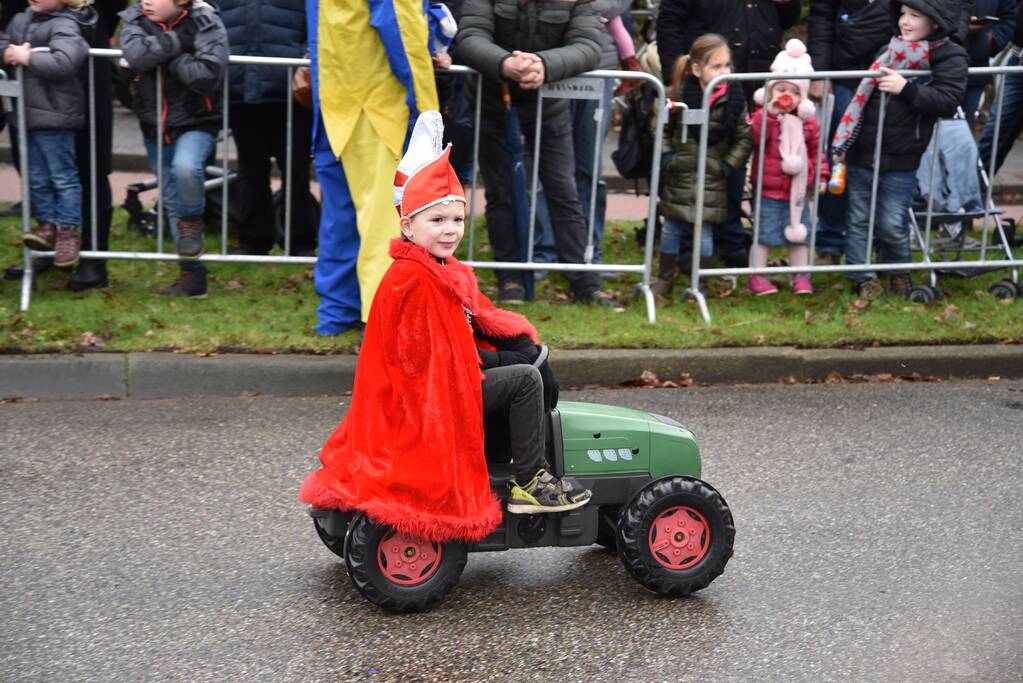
[907,114,1022,302]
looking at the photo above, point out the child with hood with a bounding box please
[749,38,830,296]
[831,0,968,299]
[2,0,96,269]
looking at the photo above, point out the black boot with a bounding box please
[67,259,109,291]
[3,257,54,281]
[649,251,678,296]
[159,267,208,298]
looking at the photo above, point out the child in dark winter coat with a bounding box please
[652,33,752,297]
[749,39,829,296]
[831,0,967,299]
[119,0,228,298]
[1,0,94,269]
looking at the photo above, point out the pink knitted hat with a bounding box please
[758,39,816,120]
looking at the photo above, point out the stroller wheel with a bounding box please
[989,280,1018,300]
[908,284,938,304]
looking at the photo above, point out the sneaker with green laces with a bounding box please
[507,469,592,514]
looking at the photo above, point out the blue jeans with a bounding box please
[978,53,1023,176]
[534,79,614,264]
[661,218,714,264]
[844,165,915,280]
[815,82,854,257]
[143,131,217,271]
[27,129,82,226]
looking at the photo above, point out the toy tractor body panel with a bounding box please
[309,398,734,612]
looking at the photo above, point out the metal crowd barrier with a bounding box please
[9,51,662,322]
[685,67,1023,323]
[458,67,666,323]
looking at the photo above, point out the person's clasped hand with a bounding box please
[4,42,31,66]
[502,50,545,90]
[877,67,907,95]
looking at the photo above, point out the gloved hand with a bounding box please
[175,24,197,53]
[497,350,533,366]
[495,334,541,361]
[537,358,559,413]
[720,161,734,177]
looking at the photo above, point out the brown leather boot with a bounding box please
[53,225,81,268]
[22,221,56,250]
[176,216,204,260]
[649,251,679,296]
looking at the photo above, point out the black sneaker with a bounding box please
[159,269,208,298]
[507,469,592,514]
[498,281,526,305]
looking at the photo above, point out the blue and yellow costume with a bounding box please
[308,0,439,334]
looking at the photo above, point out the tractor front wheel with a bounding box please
[618,477,734,596]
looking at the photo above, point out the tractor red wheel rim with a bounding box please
[648,505,710,570]
[377,529,443,586]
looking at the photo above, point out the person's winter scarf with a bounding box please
[772,91,810,243]
[681,77,745,146]
[832,36,945,156]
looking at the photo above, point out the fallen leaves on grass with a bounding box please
[934,304,960,323]
[224,278,246,291]
[77,331,105,348]
[619,369,698,389]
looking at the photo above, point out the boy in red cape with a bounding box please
[299,112,591,542]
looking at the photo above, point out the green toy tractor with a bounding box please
[309,390,736,613]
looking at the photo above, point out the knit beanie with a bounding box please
[753,39,816,120]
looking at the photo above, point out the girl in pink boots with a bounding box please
[749,39,829,296]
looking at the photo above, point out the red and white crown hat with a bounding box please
[393,111,465,219]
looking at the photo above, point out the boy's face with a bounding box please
[400,202,466,259]
[898,5,939,42]
[141,0,186,24]
[28,0,64,13]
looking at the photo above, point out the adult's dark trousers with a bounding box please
[477,99,601,297]
[76,51,114,256]
[482,364,546,483]
[716,168,750,267]
[230,102,317,253]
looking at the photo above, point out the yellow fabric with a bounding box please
[341,112,402,321]
[317,0,439,158]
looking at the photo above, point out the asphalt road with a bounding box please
[2,381,1022,682]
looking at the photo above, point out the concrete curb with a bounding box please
[1,345,1020,400]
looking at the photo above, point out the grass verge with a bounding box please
[1,207,1021,353]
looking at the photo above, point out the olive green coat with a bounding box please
[659,90,752,224]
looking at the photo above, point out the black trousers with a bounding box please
[476,98,601,297]
[482,364,546,483]
[230,102,316,253]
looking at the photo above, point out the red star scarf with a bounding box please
[831,36,945,157]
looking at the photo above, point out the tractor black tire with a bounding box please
[618,477,734,596]
[343,514,467,613]
[312,515,346,559]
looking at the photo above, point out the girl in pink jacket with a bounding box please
[749,39,829,296]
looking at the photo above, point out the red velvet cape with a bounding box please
[299,239,538,542]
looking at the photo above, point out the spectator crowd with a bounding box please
[2,0,1021,313]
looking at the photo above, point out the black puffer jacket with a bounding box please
[844,0,968,172]
[118,0,229,142]
[656,0,802,84]
[455,0,603,115]
[217,0,306,104]
[808,0,893,75]
[0,6,94,130]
